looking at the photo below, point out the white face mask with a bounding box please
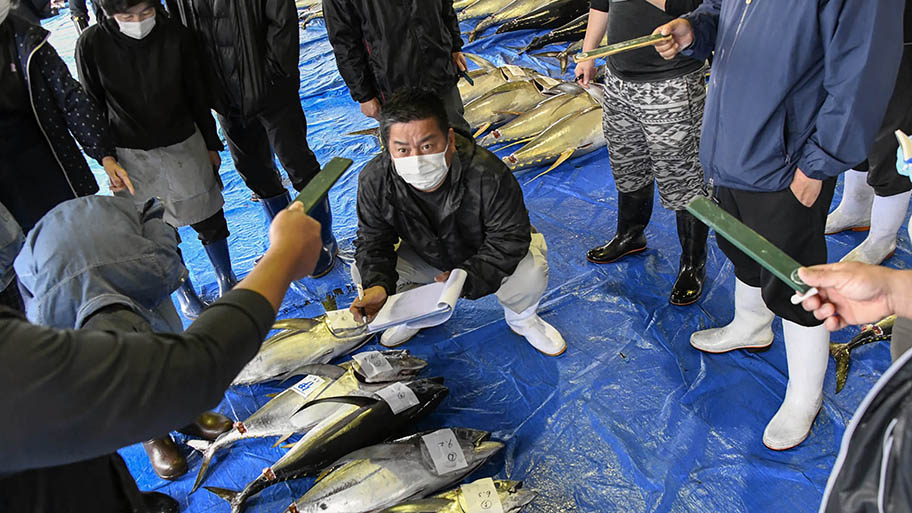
[0,0,10,26]
[117,14,156,39]
[392,143,450,191]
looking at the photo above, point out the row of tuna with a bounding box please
[187,320,537,513]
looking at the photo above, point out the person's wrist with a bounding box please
[260,247,304,281]
[888,270,912,318]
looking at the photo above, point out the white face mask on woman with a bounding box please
[117,13,156,39]
[0,0,11,26]
[392,143,450,191]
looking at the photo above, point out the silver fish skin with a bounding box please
[376,479,537,513]
[232,315,373,386]
[286,428,504,513]
[479,87,594,146]
[464,76,561,132]
[467,0,553,42]
[189,352,427,493]
[457,0,516,21]
[503,105,605,176]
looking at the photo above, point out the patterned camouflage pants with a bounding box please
[598,65,707,211]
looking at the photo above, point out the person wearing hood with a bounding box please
[75,0,238,320]
[0,0,129,233]
[349,88,566,356]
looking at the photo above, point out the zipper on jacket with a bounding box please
[878,417,899,513]
[25,33,79,197]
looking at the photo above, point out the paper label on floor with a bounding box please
[352,351,394,379]
[422,429,469,475]
[461,478,505,513]
[290,375,325,398]
[374,382,420,414]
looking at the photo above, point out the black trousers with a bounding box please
[714,178,836,326]
[68,0,103,19]
[855,45,912,197]
[0,279,23,313]
[217,91,321,198]
[189,208,229,245]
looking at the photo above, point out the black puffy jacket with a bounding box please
[165,0,300,118]
[354,134,532,300]
[323,0,463,103]
[820,341,912,513]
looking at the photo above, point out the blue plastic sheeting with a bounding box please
[42,8,912,513]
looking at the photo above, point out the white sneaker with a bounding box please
[762,320,828,450]
[379,325,421,347]
[840,190,911,265]
[690,279,775,353]
[825,170,873,234]
[504,304,566,356]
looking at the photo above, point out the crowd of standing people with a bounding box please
[1,0,912,511]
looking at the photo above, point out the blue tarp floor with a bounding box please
[40,8,912,513]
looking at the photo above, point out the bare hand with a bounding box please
[350,285,388,322]
[102,156,135,195]
[360,98,382,120]
[209,150,221,169]
[653,19,694,60]
[797,263,903,331]
[267,201,323,280]
[574,60,596,89]
[435,271,451,283]
[452,52,468,72]
[789,168,822,207]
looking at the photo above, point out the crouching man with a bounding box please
[350,88,566,356]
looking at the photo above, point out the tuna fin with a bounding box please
[830,342,852,394]
[346,127,381,137]
[273,432,295,448]
[492,110,524,116]
[497,137,535,151]
[525,148,575,185]
[463,53,497,70]
[531,51,561,59]
[190,445,217,493]
[473,122,492,138]
[264,392,279,398]
[272,318,319,331]
[204,486,242,504]
[280,442,296,449]
[291,395,380,416]
[186,439,211,453]
[380,499,455,512]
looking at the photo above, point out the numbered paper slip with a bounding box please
[366,269,468,333]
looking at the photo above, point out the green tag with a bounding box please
[291,157,354,213]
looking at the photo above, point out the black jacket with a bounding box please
[355,134,531,300]
[820,344,912,512]
[165,0,300,118]
[6,15,113,197]
[324,0,463,103]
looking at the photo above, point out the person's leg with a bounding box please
[690,186,774,353]
[191,209,237,297]
[440,86,472,136]
[496,233,565,356]
[69,0,90,32]
[891,317,912,362]
[216,112,291,218]
[638,67,709,305]
[587,71,655,264]
[825,168,873,234]
[0,278,23,313]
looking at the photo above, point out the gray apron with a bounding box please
[115,129,223,227]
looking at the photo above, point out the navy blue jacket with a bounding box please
[683,0,903,192]
[8,15,114,197]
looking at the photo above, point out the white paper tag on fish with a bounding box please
[290,375,325,398]
[422,429,469,475]
[352,351,393,380]
[374,382,420,414]
[503,64,524,78]
[461,478,505,513]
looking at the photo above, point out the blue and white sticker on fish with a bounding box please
[291,374,326,398]
[422,429,470,475]
[461,478,505,513]
[374,381,420,414]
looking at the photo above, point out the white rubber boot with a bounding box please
[690,279,775,353]
[504,303,567,356]
[762,320,828,450]
[825,170,873,234]
[841,190,912,264]
[379,325,421,348]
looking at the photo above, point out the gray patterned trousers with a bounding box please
[598,65,707,211]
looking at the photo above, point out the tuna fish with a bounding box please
[831,315,896,393]
[283,428,503,513]
[205,378,450,513]
[467,0,553,42]
[376,479,537,513]
[464,75,562,135]
[496,0,589,34]
[519,13,587,53]
[457,0,517,21]
[479,83,595,146]
[231,315,374,386]
[188,352,427,493]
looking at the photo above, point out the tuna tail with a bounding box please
[189,442,218,493]
[830,342,852,394]
[204,487,248,513]
[525,148,577,185]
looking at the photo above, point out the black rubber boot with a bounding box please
[142,437,188,481]
[175,277,206,320]
[260,190,292,220]
[669,209,708,306]
[586,183,654,264]
[141,492,179,513]
[71,15,89,34]
[178,411,233,441]
[308,197,338,278]
[203,238,237,297]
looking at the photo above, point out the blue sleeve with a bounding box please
[681,0,720,62]
[797,0,904,180]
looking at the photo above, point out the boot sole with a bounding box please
[586,245,647,265]
[669,292,702,307]
[691,342,773,354]
[824,225,870,235]
[508,327,567,356]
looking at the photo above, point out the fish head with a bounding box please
[355,350,428,382]
[449,428,504,463]
[495,481,537,512]
[404,378,449,414]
